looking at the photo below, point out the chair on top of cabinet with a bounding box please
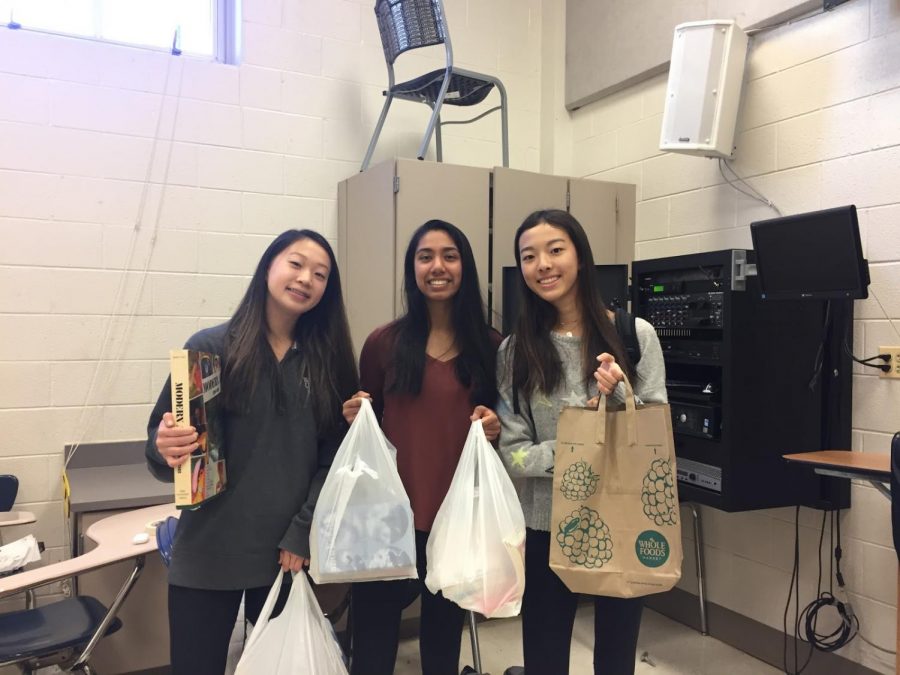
[361,0,509,172]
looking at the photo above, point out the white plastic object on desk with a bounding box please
[132,532,150,545]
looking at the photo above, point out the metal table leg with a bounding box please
[687,503,709,635]
[467,611,482,673]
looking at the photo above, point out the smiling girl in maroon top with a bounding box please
[342,220,501,675]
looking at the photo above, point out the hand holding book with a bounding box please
[155,412,197,468]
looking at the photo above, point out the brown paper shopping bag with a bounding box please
[549,375,682,597]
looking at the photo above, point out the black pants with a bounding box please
[522,528,644,675]
[168,577,289,675]
[350,529,466,675]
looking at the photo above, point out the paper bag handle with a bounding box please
[595,371,638,446]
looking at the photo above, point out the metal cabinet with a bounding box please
[337,158,636,349]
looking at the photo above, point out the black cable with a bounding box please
[746,7,826,35]
[828,511,834,596]
[842,317,891,371]
[783,506,801,674]
[797,509,859,655]
[808,301,831,391]
[835,511,844,588]
[786,509,829,674]
[797,511,845,662]
[794,511,800,673]
[795,511,828,672]
[697,264,721,288]
[842,337,891,371]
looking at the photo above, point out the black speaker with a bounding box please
[632,249,850,512]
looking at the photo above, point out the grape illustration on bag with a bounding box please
[556,506,613,568]
[550,373,683,597]
[559,460,599,501]
[641,458,677,526]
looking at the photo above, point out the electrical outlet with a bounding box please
[878,346,900,379]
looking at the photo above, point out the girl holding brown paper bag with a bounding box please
[497,209,667,675]
[341,220,502,675]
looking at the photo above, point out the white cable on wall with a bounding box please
[64,49,187,471]
[718,158,783,216]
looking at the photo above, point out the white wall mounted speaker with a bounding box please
[659,20,748,159]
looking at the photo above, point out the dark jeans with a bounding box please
[522,528,644,675]
[168,576,289,675]
[350,529,466,675]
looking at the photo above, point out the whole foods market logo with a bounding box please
[635,530,669,568]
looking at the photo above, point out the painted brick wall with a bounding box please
[0,0,540,621]
[559,1,899,672]
[2,1,896,673]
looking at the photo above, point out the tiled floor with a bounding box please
[394,606,781,675]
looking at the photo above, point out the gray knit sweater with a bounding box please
[496,318,668,532]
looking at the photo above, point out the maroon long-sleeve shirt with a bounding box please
[359,324,501,531]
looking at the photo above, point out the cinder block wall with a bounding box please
[1,0,897,673]
[0,0,540,613]
[554,1,899,672]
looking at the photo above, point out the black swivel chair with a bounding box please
[361,0,509,172]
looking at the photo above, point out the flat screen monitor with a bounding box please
[501,264,628,335]
[750,205,869,301]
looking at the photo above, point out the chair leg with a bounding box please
[433,107,443,163]
[417,70,452,161]
[496,78,509,168]
[70,556,145,671]
[361,93,395,172]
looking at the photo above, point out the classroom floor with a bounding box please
[394,606,781,675]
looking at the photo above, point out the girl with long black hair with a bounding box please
[498,210,667,675]
[146,229,358,675]
[342,219,502,675]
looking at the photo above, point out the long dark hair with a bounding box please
[387,220,498,408]
[222,229,358,433]
[508,209,633,407]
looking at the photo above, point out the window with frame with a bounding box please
[0,0,239,63]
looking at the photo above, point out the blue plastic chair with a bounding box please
[0,475,18,512]
[0,506,151,674]
[0,597,122,674]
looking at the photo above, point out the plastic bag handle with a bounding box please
[242,570,286,654]
[595,371,637,446]
[324,398,387,557]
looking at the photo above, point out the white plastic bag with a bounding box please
[425,420,526,618]
[234,572,348,675]
[310,397,417,583]
[0,534,42,574]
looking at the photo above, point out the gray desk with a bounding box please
[64,440,173,674]
[65,441,171,557]
[783,450,890,501]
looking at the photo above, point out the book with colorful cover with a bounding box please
[170,349,226,509]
